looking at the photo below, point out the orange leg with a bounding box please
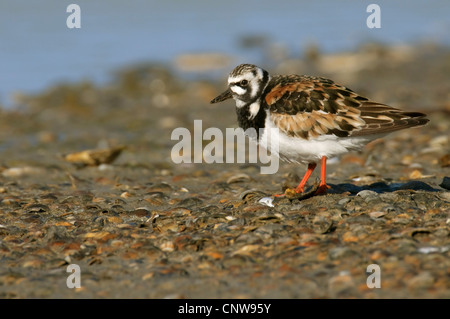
[295,163,317,193]
[315,156,331,195]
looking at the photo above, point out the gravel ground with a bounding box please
[0,44,449,298]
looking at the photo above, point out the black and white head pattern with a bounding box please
[227,64,270,119]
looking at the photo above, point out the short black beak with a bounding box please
[210,88,232,104]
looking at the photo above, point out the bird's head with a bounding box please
[210,64,270,107]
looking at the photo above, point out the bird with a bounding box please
[210,64,429,195]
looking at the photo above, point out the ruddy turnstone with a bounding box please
[211,64,429,195]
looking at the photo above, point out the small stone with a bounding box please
[417,246,448,254]
[142,272,154,281]
[240,189,267,201]
[329,247,359,260]
[401,155,414,165]
[438,192,450,202]
[369,211,387,218]
[328,272,357,298]
[312,218,334,234]
[340,154,366,166]
[356,190,378,199]
[23,259,44,268]
[409,169,424,179]
[147,183,173,192]
[92,197,106,203]
[25,203,50,213]
[231,244,260,256]
[120,191,132,198]
[44,226,73,242]
[163,293,186,299]
[160,241,175,252]
[177,197,203,207]
[338,198,351,205]
[98,164,114,171]
[408,272,435,290]
[258,197,274,207]
[342,231,360,243]
[38,131,57,143]
[2,167,43,177]
[227,173,252,184]
[62,146,125,166]
[440,154,450,167]
[133,207,151,217]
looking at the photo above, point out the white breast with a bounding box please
[257,111,383,164]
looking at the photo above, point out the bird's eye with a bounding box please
[240,80,248,87]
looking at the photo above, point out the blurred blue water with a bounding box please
[0,0,449,107]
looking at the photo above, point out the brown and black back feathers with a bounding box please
[264,75,428,139]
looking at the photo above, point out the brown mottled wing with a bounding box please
[349,101,429,136]
[265,75,428,139]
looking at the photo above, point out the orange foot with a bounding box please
[314,184,331,195]
[294,186,304,194]
[274,188,296,198]
[273,187,298,198]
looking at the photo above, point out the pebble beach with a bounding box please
[0,43,449,298]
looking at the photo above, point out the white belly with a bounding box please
[257,112,382,164]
